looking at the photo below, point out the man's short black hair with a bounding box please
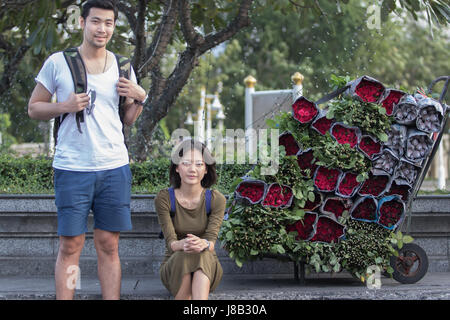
[81,0,118,21]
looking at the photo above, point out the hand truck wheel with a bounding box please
[390,243,428,284]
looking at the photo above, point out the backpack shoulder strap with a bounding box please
[62,47,87,134]
[205,189,212,216]
[114,53,131,116]
[168,187,176,218]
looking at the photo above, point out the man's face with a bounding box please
[79,7,115,48]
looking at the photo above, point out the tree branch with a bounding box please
[139,0,178,77]
[179,0,204,47]
[199,0,253,54]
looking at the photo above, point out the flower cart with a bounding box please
[220,75,449,285]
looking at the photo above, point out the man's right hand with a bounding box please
[63,92,90,113]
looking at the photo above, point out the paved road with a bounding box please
[1,272,449,300]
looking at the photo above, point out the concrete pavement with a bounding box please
[1,272,449,300]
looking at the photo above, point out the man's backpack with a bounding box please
[53,47,132,145]
[158,187,212,239]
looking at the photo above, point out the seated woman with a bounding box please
[155,139,226,300]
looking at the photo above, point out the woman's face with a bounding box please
[175,149,207,187]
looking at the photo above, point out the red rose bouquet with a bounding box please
[330,123,360,148]
[358,135,382,160]
[358,172,391,197]
[353,77,385,103]
[321,197,353,220]
[296,149,318,177]
[313,166,342,192]
[286,212,318,241]
[336,172,361,198]
[310,216,345,243]
[380,89,405,116]
[350,196,378,222]
[386,180,411,201]
[279,132,300,156]
[292,97,319,124]
[311,109,334,135]
[235,180,267,204]
[262,183,293,208]
[301,191,323,211]
[377,196,405,230]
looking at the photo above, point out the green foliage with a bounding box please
[0,153,251,195]
[336,219,398,279]
[218,203,298,267]
[326,96,392,142]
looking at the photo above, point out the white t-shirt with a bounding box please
[35,51,137,171]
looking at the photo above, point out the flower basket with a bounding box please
[286,212,318,241]
[358,135,383,160]
[346,75,385,103]
[296,148,318,178]
[372,148,399,175]
[330,122,361,149]
[311,108,334,135]
[292,96,319,124]
[313,166,342,193]
[393,158,420,187]
[416,97,444,133]
[300,191,323,211]
[379,89,406,116]
[384,124,407,158]
[393,94,418,125]
[279,131,300,156]
[335,171,362,198]
[310,215,346,243]
[385,180,411,202]
[320,196,353,220]
[262,183,294,209]
[357,170,391,198]
[377,195,405,230]
[235,179,267,205]
[405,129,433,164]
[350,196,378,223]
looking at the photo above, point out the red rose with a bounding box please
[314,167,341,192]
[378,199,404,228]
[351,197,377,221]
[287,212,317,240]
[359,174,389,197]
[331,124,359,148]
[292,98,318,124]
[359,136,381,159]
[302,191,322,211]
[297,149,318,177]
[381,90,405,116]
[263,184,293,207]
[236,182,265,203]
[337,172,360,196]
[279,132,300,156]
[386,181,411,201]
[355,79,384,103]
[310,217,345,243]
[312,116,334,135]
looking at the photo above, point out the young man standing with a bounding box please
[28,0,147,300]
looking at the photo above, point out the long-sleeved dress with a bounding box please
[155,188,226,296]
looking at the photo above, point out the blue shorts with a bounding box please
[54,164,132,236]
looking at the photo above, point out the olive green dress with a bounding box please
[155,188,226,296]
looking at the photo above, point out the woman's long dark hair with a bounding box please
[169,139,218,188]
